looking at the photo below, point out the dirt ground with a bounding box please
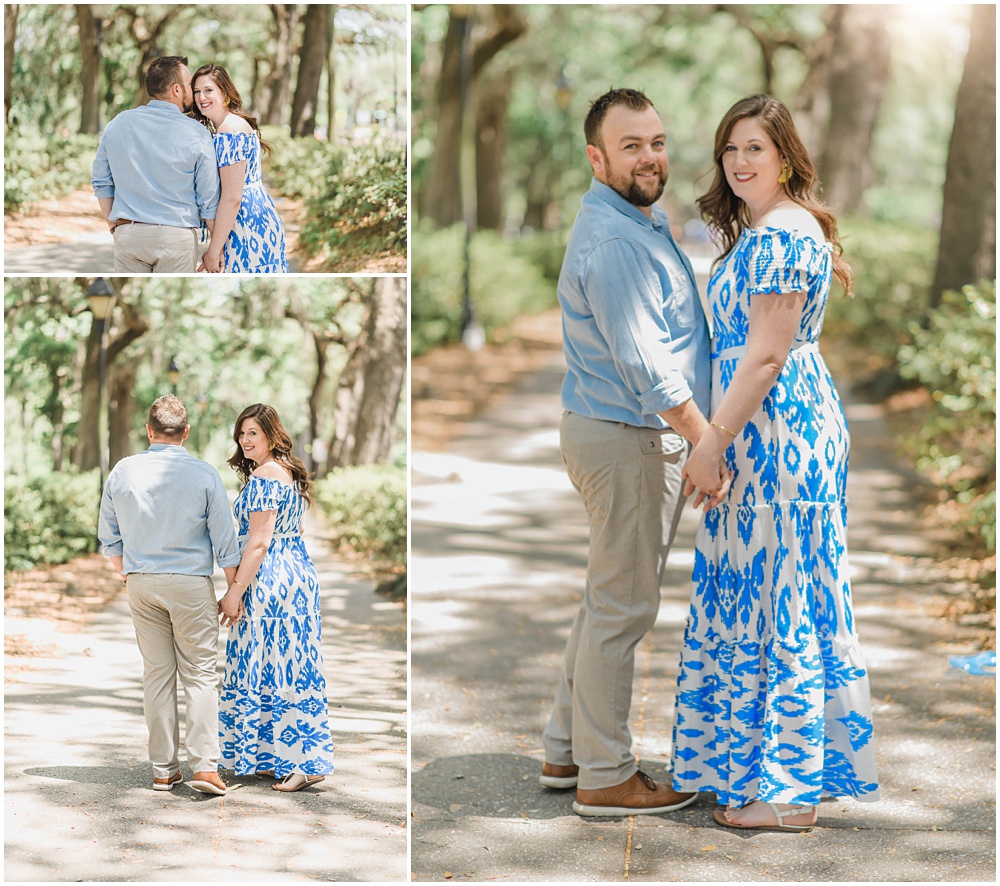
[411,308,564,452]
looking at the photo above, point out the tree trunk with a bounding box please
[5,4,18,131]
[73,318,105,472]
[326,279,406,467]
[76,5,101,133]
[259,4,299,126]
[123,6,190,107]
[814,5,892,214]
[419,6,527,227]
[475,73,510,231]
[326,4,337,142]
[522,140,554,231]
[420,14,464,226]
[326,336,367,468]
[931,4,997,307]
[108,356,138,470]
[307,332,330,475]
[290,4,328,137]
[352,277,406,464]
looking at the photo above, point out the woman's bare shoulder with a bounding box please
[762,206,825,243]
[217,114,253,136]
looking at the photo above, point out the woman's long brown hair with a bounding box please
[697,94,853,296]
[190,63,273,155]
[228,404,313,506]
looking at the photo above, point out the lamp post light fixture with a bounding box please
[86,277,115,551]
[167,357,181,394]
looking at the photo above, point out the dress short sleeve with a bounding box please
[244,475,279,512]
[746,228,832,296]
[214,131,253,167]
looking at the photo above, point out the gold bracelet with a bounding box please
[710,420,738,438]
[232,580,247,589]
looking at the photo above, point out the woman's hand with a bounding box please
[683,431,734,511]
[218,585,244,626]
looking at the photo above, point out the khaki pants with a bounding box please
[126,574,220,778]
[113,224,199,273]
[543,411,689,789]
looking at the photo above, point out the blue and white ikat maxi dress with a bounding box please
[219,476,335,777]
[214,131,289,273]
[671,227,880,807]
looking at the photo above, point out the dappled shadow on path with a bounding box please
[411,356,996,882]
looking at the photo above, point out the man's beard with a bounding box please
[609,169,667,207]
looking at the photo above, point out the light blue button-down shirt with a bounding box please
[99,444,241,576]
[92,100,221,228]
[559,179,711,429]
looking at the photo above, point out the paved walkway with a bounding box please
[410,352,996,882]
[4,512,406,882]
[2,235,301,274]
[3,190,300,274]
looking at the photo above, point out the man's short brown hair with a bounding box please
[145,56,189,99]
[584,88,655,150]
[148,395,188,439]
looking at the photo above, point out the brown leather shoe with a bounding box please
[152,771,182,791]
[573,770,696,816]
[190,770,227,796]
[539,761,580,789]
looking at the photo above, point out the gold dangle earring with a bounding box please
[778,160,791,184]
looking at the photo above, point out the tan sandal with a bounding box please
[272,773,325,792]
[713,802,815,832]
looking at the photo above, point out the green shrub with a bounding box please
[313,464,406,570]
[897,280,996,550]
[410,222,558,356]
[823,218,938,364]
[301,141,407,262]
[5,132,101,214]
[4,469,101,571]
[263,129,407,266]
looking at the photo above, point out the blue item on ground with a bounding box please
[948,651,996,676]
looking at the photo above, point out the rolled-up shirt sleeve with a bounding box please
[92,133,115,200]
[194,132,221,220]
[206,475,242,567]
[98,478,124,558]
[583,237,695,414]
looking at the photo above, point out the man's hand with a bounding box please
[218,586,244,626]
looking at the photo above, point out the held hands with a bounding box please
[683,433,735,512]
[218,585,245,627]
[198,250,224,273]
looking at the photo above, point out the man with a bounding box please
[92,56,220,273]
[541,88,728,816]
[99,395,240,795]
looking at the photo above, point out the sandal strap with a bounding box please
[767,802,813,821]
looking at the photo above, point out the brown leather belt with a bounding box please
[113,218,146,230]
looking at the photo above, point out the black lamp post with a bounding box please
[86,277,114,550]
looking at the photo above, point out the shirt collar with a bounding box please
[145,99,183,115]
[588,178,669,230]
[146,442,188,453]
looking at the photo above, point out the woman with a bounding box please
[670,94,879,831]
[191,64,288,273]
[218,404,334,791]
